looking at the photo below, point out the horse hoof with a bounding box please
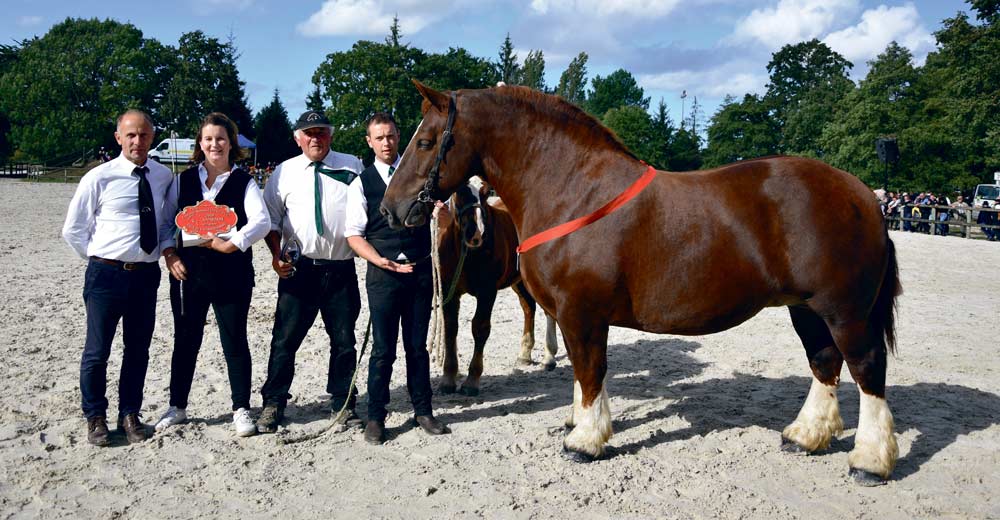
[562,445,597,463]
[543,361,556,372]
[517,357,533,366]
[459,386,480,397]
[848,468,887,487]
[439,384,457,394]
[780,437,808,454]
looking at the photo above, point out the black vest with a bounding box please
[175,165,254,285]
[360,165,431,261]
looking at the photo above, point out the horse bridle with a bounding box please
[417,92,458,205]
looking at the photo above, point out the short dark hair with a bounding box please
[366,112,397,135]
[191,112,247,165]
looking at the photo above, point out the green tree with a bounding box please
[0,18,171,163]
[647,98,675,169]
[305,85,324,112]
[764,39,853,154]
[313,38,426,159]
[419,47,498,92]
[603,105,658,164]
[667,128,703,171]
[0,43,19,160]
[905,11,1000,192]
[497,33,520,84]
[519,50,546,91]
[703,94,780,167]
[586,68,650,117]
[820,42,920,187]
[555,52,589,106]
[159,31,254,138]
[253,89,298,166]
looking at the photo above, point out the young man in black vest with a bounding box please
[345,112,449,444]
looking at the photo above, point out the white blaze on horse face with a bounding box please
[782,376,844,452]
[563,378,612,458]
[849,390,898,478]
[473,189,486,238]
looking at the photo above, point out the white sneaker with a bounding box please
[155,406,187,431]
[233,408,257,437]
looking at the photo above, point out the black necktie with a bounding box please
[135,166,157,254]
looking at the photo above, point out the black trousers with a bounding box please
[365,262,434,422]
[80,259,160,419]
[260,259,361,411]
[168,256,254,411]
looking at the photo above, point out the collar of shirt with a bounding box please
[372,157,400,185]
[197,162,234,199]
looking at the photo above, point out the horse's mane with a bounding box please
[478,85,639,161]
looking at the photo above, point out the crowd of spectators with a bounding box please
[877,190,999,240]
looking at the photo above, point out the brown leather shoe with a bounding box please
[87,416,110,447]
[414,414,450,435]
[364,420,385,445]
[117,413,147,444]
[256,404,284,434]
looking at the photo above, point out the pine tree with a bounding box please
[497,33,519,84]
[555,52,588,106]
[519,50,546,91]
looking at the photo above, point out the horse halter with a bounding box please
[417,92,458,205]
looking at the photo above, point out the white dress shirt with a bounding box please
[62,153,175,262]
[345,156,400,238]
[263,150,364,261]
[161,164,270,252]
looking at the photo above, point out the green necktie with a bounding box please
[312,161,358,236]
[388,165,395,177]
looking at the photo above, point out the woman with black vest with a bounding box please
[155,113,270,437]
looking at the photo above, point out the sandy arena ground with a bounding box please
[0,179,998,519]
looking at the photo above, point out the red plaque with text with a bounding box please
[175,200,237,240]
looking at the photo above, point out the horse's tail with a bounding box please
[872,236,901,355]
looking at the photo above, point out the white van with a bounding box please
[148,138,196,163]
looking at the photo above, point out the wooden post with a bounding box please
[930,207,937,235]
[965,208,972,238]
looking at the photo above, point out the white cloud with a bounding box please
[529,0,682,17]
[297,0,447,37]
[731,0,859,49]
[17,16,43,27]
[823,3,934,65]
[639,65,768,98]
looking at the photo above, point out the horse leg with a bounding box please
[542,312,558,371]
[460,291,496,396]
[511,281,536,366]
[831,319,898,485]
[561,320,612,461]
[782,305,844,453]
[439,297,461,394]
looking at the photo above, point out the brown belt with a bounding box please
[90,256,158,271]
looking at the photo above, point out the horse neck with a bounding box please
[472,100,643,236]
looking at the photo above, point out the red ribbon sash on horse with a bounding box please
[516,165,659,254]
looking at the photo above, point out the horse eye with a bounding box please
[416,139,433,150]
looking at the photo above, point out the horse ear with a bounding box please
[412,79,450,113]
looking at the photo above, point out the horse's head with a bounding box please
[450,178,488,249]
[381,80,480,229]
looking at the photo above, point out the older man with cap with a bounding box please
[62,109,174,446]
[257,110,365,433]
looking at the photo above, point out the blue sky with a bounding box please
[2,0,972,130]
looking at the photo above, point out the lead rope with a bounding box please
[429,211,445,366]
[278,314,372,445]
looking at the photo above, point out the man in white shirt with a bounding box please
[346,112,448,444]
[61,109,174,446]
[257,110,365,433]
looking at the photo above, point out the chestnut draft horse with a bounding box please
[382,82,901,485]
[436,180,558,396]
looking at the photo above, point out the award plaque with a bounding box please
[175,200,237,246]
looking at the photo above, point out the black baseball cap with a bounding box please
[294,110,333,131]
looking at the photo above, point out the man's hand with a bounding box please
[163,247,187,281]
[374,256,414,273]
[272,256,294,278]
